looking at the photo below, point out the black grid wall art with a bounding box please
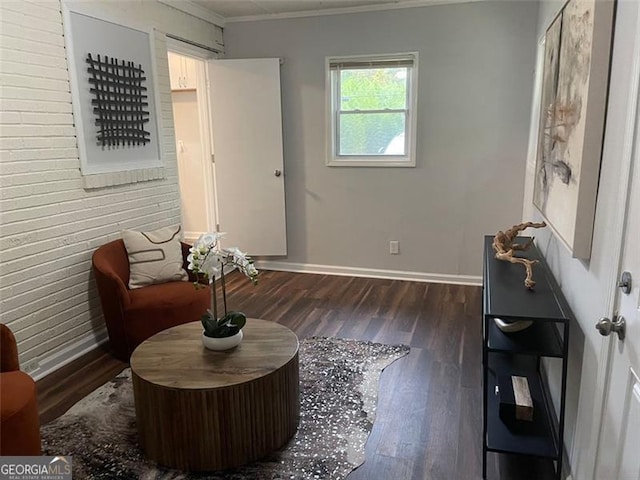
[86,53,151,147]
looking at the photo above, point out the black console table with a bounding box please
[482,236,571,480]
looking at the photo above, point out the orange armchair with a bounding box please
[0,324,41,456]
[92,239,211,361]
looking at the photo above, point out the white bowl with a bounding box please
[202,330,243,351]
[493,318,533,333]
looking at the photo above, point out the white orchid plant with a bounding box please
[187,232,258,338]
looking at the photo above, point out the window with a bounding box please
[326,53,418,167]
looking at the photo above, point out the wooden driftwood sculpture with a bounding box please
[492,221,547,289]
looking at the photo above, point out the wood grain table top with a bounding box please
[130,318,299,390]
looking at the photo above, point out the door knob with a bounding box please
[596,316,626,340]
[274,169,282,177]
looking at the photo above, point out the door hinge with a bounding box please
[216,223,220,232]
[211,154,215,163]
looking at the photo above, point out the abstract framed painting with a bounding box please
[534,0,615,259]
[62,3,164,180]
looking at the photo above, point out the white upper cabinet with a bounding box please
[168,52,197,91]
[182,56,197,89]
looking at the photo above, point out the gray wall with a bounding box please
[225,1,539,278]
[537,0,565,37]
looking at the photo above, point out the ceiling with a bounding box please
[192,0,451,21]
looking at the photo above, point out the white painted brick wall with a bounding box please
[0,0,223,372]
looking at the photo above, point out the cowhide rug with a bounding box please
[41,337,409,480]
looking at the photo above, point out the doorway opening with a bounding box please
[167,41,218,244]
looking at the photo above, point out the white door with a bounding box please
[592,2,640,477]
[593,87,640,479]
[207,58,287,256]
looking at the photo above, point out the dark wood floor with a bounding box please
[37,270,553,480]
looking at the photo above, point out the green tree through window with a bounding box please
[339,67,408,155]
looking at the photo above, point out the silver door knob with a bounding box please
[596,316,626,340]
[274,169,282,177]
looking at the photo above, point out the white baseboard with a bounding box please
[183,231,204,244]
[254,260,482,286]
[28,328,110,381]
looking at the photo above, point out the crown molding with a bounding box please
[158,0,226,27]
[224,0,483,24]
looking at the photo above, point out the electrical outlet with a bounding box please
[389,240,399,254]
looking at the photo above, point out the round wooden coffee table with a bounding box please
[130,319,300,471]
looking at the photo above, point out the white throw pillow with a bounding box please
[121,226,188,289]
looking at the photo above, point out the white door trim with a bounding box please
[195,58,217,235]
[590,3,640,477]
[166,36,218,60]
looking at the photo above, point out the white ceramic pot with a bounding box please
[202,330,243,351]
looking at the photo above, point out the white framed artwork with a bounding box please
[533,0,615,259]
[62,4,164,178]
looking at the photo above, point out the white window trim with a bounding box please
[325,52,419,167]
